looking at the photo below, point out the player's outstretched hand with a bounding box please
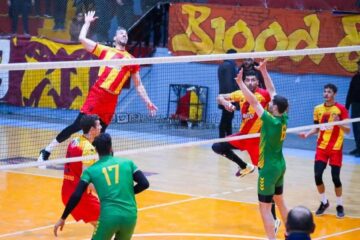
[235,68,243,87]
[254,59,268,72]
[298,132,307,139]
[54,219,65,237]
[84,11,98,24]
[147,102,158,116]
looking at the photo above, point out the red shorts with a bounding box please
[81,84,118,125]
[62,188,100,223]
[315,147,343,167]
[228,133,260,166]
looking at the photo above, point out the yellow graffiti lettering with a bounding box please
[336,15,360,72]
[287,14,323,64]
[171,4,213,54]
[255,22,288,61]
[224,19,254,53]
[211,17,226,54]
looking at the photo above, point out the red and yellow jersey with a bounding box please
[91,44,140,95]
[230,88,271,134]
[62,135,97,190]
[313,103,349,151]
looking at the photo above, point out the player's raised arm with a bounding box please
[131,72,158,116]
[236,69,264,117]
[255,59,276,99]
[79,11,98,52]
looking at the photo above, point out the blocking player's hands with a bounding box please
[254,59,268,72]
[147,102,158,116]
[54,218,65,237]
[235,67,244,87]
[84,11,98,24]
[116,0,124,5]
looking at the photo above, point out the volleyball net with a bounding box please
[0,45,359,170]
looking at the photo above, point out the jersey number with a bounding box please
[102,164,119,186]
[280,125,287,141]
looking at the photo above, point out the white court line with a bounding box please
[313,227,360,240]
[133,233,267,239]
[138,196,204,211]
[0,221,76,238]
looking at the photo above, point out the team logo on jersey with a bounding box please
[259,177,265,191]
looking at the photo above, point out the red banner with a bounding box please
[169,3,360,76]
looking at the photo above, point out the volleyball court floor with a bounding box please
[1,124,360,239]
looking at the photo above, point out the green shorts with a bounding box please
[258,165,285,196]
[92,214,137,240]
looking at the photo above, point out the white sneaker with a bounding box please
[274,218,281,234]
[239,163,255,177]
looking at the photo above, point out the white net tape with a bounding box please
[0,45,359,71]
[1,118,359,170]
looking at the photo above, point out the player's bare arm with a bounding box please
[131,72,158,116]
[255,59,276,98]
[236,69,264,117]
[217,94,236,112]
[298,128,319,139]
[333,115,351,134]
[79,11,98,52]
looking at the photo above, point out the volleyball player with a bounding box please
[298,83,350,218]
[236,68,289,240]
[61,114,101,227]
[38,11,157,164]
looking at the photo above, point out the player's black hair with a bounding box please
[273,95,289,114]
[226,49,237,54]
[80,114,99,134]
[243,69,260,81]
[324,83,338,94]
[93,133,113,156]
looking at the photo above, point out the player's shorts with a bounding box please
[228,133,260,166]
[62,189,100,223]
[81,85,118,125]
[257,164,286,198]
[92,213,137,240]
[315,147,342,167]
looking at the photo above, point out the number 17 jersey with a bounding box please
[81,155,138,218]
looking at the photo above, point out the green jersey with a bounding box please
[81,155,138,218]
[258,111,288,169]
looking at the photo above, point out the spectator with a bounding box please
[286,206,315,240]
[53,0,67,31]
[115,0,135,30]
[93,0,115,41]
[217,49,238,138]
[8,0,34,36]
[69,12,85,41]
[34,0,53,18]
[345,60,360,157]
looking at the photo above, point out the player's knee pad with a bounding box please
[331,167,342,188]
[211,143,224,155]
[314,163,325,186]
[314,161,327,186]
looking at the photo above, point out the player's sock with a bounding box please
[336,196,343,206]
[271,201,277,220]
[45,139,60,153]
[320,193,327,204]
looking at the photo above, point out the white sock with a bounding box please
[45,139,60,153]
[320,193,327,204]
[336,196,343,206]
